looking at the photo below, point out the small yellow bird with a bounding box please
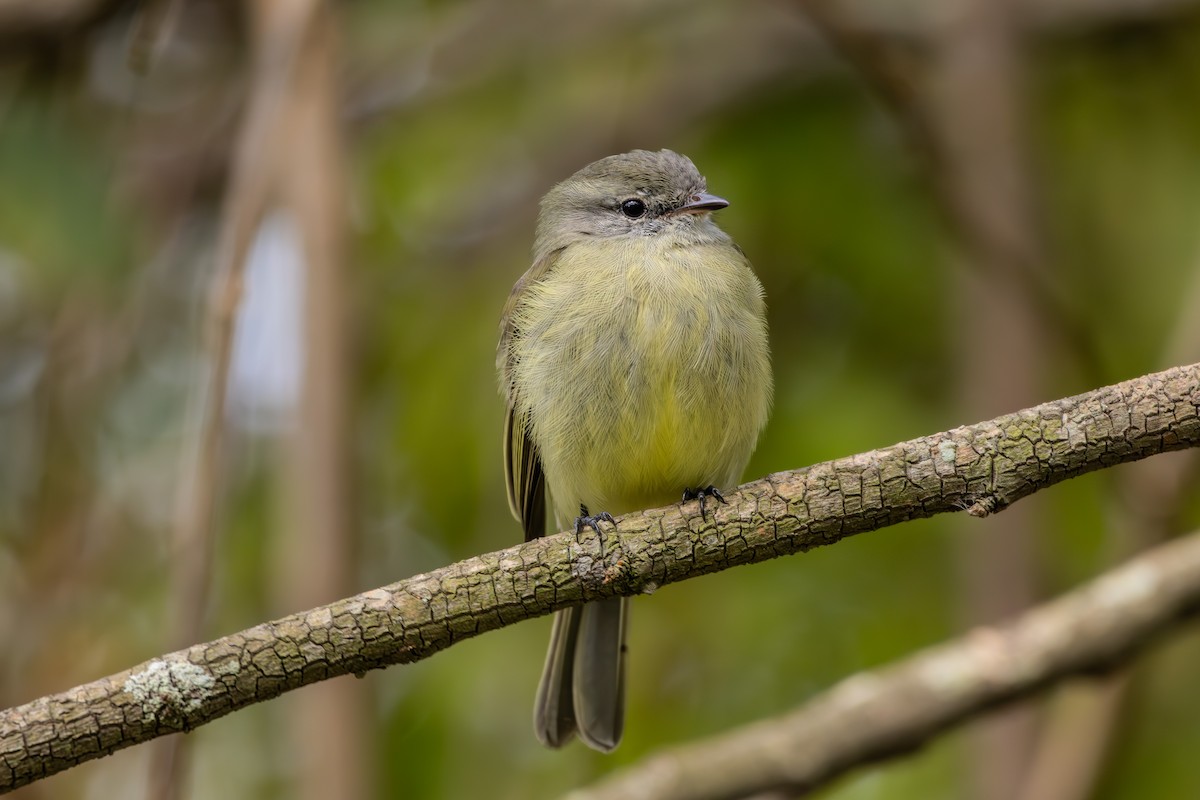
[498,149,772,752]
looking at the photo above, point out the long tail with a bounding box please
[533,597,627,752]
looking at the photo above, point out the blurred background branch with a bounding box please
[146,1,314,797]
[569,526,1200,800]
[0,0,116,39]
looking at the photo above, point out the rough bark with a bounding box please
[1,362,1198,792]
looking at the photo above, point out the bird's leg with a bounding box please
[681,485,727,519]
[574,503,617,537]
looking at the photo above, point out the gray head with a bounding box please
[534,149,731,259]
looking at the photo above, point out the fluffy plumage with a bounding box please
[498,149,772,752]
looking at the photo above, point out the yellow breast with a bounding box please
[511,235,772,518]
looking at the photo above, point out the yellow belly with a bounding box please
[511,236,772,519]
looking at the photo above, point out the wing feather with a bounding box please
[499,249,562,542]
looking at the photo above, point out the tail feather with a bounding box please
[534,606,581,748]
[534,599,628,752]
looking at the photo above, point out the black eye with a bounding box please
[620,199,646,218]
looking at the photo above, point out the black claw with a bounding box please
[682,485,728,519]
[574,504,617,536]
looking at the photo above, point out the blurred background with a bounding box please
[2,0,1200,798]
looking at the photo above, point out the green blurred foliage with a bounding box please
[2,2,1200,799]
[0,98,138,305]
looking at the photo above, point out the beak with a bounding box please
[674,192,729,215]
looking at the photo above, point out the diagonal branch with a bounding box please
[1,362,1199,792]
[568,526,1200,800]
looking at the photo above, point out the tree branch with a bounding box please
[2,363,1199,792]
[568,526,1200,800]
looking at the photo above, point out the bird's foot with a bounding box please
[574,504,617,537]
[682,485,727,519]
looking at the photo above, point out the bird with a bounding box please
[497,148,772,752]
